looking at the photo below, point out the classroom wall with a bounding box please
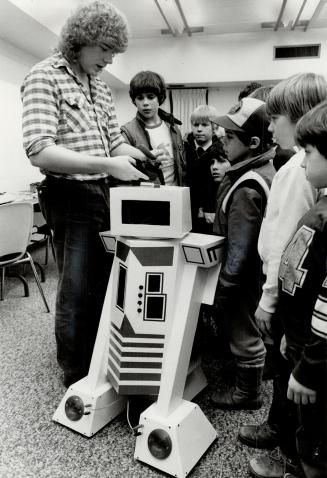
[0,38,42,192]
[110,28,327,86]
[1,24,326,190]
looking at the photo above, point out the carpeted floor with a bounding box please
[0,247,273,478]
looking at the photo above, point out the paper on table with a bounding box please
[0,193,16,205]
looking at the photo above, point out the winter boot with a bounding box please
[238,421,279,449]
[211,365,263,410]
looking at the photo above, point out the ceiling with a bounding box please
[1,0,327,87]
[2,0,327,42]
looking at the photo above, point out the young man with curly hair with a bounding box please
[21,1,156,388]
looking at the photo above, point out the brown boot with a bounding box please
[211,365,263,410]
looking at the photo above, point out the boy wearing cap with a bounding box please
[210,97,275,409]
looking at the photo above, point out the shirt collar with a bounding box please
[195,140,212,151]
[51,51,73,71]
[51,51,98,101]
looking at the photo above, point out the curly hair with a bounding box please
[57,1,129,62]
[129,71,167,105]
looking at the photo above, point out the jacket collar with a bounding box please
[227,147,275,178]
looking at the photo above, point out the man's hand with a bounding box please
[287,373,316,405]
[255,306,273,338]
[108,156,148,181]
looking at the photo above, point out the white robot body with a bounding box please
[53,185,224,475]
[107,237,179,396]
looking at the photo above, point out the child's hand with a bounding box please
[204,212,215,224]
[198,207,204,219]
[151,147,170,167]
[280,334,287,359]
[255,306,273,338]
[287,373,316,405]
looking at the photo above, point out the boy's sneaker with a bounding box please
[238,421,279,449]
[249,449,285,478]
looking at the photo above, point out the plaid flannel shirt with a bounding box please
[21,51,124,181]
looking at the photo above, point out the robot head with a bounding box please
[109,184,192,239]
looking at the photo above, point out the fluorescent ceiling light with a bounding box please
[283,0,321,27]
[154,0,185,36]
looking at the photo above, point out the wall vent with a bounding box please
[274,44,320,60]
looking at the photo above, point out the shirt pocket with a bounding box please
[61,94,92,133]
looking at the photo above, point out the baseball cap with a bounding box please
[210,97,269,137]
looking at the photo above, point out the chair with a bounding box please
[0,201,50,312]
[28,204,56,267]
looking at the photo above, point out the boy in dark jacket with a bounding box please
[210,97,275,409]
[121,70,185,185]
[184,105,223,232]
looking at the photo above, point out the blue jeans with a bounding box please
[38,176,112,377]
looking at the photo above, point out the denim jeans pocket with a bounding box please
[37,182,54,230]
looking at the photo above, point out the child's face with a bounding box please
[301,145,327,189]
[210,158,231,183]
[191,121,213,145]
[222,129,250,163]
[268,114,296,150]
[134,92,159,122]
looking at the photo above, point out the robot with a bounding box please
[53,184,224,477]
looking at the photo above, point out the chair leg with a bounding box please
[34,261,46,282]
[0,268,29,299]
[50,232,56,263]
[15,275,30,297]
[45,236,49,265]
[26,252,50,313]
[0,267,4,300]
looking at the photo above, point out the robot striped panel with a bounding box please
[107,316,165,395]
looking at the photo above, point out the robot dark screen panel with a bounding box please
[148,274,161,292]
[117,264,127,310]
[122,200,170,225]
[146,296,165,320]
